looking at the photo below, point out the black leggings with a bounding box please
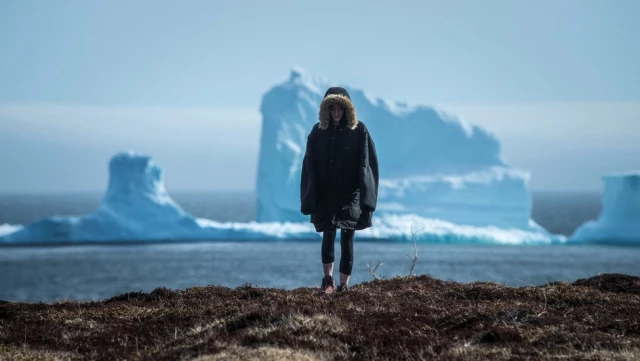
[321,228,355,276]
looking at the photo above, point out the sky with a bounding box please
[1,0,639,193]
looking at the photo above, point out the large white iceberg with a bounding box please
[1,68,566,245]
[569,172,640,245]
[257,68,542,231]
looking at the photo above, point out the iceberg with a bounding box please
[0,152,562,245]
[0,68,565,245]
[257,68,544,231]
[0,152,315,244]
[569,172,640,245]
[0,152,205,244]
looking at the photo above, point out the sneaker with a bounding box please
[337,283,349,292]
[319,275,335,294]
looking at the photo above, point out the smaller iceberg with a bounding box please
[0,152,205,243]
[569,172,640,245]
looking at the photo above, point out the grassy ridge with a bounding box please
[1,274,639,360]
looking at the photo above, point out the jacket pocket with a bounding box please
[311,196,330,223]
[339,190,361,221]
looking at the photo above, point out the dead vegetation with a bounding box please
[1,273,640,360]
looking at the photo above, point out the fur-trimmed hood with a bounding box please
[318,87,359,130]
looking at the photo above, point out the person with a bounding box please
[300,87,379,293]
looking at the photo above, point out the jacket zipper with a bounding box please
[331,126,337,217]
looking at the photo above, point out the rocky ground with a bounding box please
[1,273,639,360]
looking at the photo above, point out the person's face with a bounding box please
[330,104,344,122]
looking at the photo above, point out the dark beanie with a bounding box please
[323,87,351,100]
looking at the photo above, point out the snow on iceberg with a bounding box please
[0,152,564,245]
[256,68,543,231]
[0,224,22,237]
[569,172,640,245]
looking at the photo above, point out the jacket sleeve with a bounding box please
[359,124,379,211]
[300,129,317,215]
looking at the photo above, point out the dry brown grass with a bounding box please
[1,273,639,360]
[193,345,320,361]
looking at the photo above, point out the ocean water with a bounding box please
[2,190,631,303]
[2,242,639,302]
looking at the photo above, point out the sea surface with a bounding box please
[2,190,631,303]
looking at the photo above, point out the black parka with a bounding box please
[300,87,379,232]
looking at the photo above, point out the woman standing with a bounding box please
[300,87,379,293]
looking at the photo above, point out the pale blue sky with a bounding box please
[1,0,639,192]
